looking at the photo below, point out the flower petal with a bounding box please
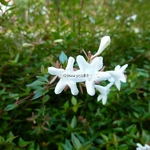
[85,80,95,96]
[102,96,107,105]
[95,72,111,82]
[65,57,75,71]
[68,80,79,95]
[120,64,128,72]
[97,95,102,101]
[115,65,121,71]
[54,79,67,94]
[76,55,89,71]
[48,67,64,76]
[90,56,103,71]
[92,36,111,58]
[115,79,121,91]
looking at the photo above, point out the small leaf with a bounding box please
[32,89,48,100]
[59,51,68,64]
[22,43,33,48]
[71,133,82,150]
[27,80,46,87]
[6,132,18,143]
[71,96,77,106]
[63,101,69,109]
[36,76,49,82]
[89,17,95,24]
[54,39,63,43]
[10,53,20,64]
[100,133,108,142]
[0,0,8,5]
[70,116,77,128]
[18,137,31,147]
[5,104,18,111]
[0,136,5,143]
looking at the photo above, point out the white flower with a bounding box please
[136,143,150,150]
[76,55,103,96]
[107,64,128,90]
[95,82,113,105]
[91,36,111,58]
[48,57,79,95]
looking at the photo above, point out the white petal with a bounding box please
[97,95,102,101]
[107,82,114,88]
[92,36,111,57]
[102,95,107,105]
[115,65,121,71]
[76,55,89,71]
[85,80,95,96]
[136,143,146,149]
[48,67,64,76]
[145,144,150,148]
[115,80,121,91]
[108,71,126,83]
[65,57,75,71]
[54,79,67,94]
[90,57,103,71]
[68,80,79,95]
[95,72,111,82]
[120,64,128,72]
[95,85,106,95]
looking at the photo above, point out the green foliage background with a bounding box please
[0,0,150,149]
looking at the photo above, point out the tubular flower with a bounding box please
[107,64,128,90]
[95,82,113,105]
[48,57,79,95]
[91,36,111,58]
[76,55,103,96]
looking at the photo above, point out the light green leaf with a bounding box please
[63,101,69,109]
[10,53,20,64]
[70,116,77,129]
[71,96,77,106]
[32,89,48,100]
[6,132,18,143]
[27,80,46,87]
[59,51,68,64]
[71,133,82,150]
[5,104,18,111]
[18,137,31,147]
[100,133,108,142]
[0,136,5,143]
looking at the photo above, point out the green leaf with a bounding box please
[10,53,20,64]
[0,136,5,143]
[27,80,46,87]
[6,132,18,143]
[36,75,49,82]
[71,96,77,106]
[5,104,18,111]
[32,89,48,100]
[59,51,68,64]
[63,101,69,109]
[126,124,137,134]
[0,0,8,5]
[18,137,31,147]
[71,133,82,150]
[100,133,108,142]
[70,116,77,129]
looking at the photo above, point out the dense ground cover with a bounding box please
[0,0,150,149]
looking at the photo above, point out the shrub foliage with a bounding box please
[0,0,150,149]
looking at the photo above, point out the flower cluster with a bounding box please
[48,36,128,105]
[136,143,150,150]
